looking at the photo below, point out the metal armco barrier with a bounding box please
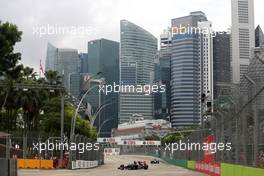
[0,158,17,176]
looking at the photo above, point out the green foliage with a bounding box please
[162,134,183,144]
[145,134,160,140]
[0,21,23,79]
[40,97,96,139]
[161,129,193,144]
[0,21,96,139]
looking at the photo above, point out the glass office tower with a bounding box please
[119,20,157,123]
[87,39,119,137]
[170,12,207,127]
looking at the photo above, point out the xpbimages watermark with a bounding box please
[32,141,100,154]
[32,24,95,37]
[164,140,232,154]
[98,82,166,95]
[171,24,231,38]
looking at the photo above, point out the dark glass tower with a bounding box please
[213,32,231,99]
[87,39,119,137]
[255,25,264,47]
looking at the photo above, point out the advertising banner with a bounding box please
[195,135,220,176]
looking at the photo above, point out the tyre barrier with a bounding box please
[17,159,53,169]
[71,160,98,170]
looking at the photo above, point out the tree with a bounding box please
[0,21,23,79]
[44,70,61,85]
[0,21,24,132]
[40,97,96,139]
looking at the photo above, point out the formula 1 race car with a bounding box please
[150,159,160,164]
[118,161,149,170]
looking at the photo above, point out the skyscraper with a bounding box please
[69,72,81,98]
[119,20,157,123]
[154,29,172,120]
[213,32,231,99]
[79,53,89,73]
[255,25,264,47]
[199,21,214,102]
[45,43,58,71]
[120,59,137,85]
[120,20,157,84]
[231,0,255,84]
[170,11,207,127]
[87,38,119,136]
[45,43,79,93]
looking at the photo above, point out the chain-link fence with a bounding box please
[144,81,264,169]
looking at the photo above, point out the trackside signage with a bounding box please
[97,138,161,146]
[195,135,220,176]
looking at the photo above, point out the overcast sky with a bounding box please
[1,0,264,71]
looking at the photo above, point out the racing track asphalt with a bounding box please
[18,155,206,176]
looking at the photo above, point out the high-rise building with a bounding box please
[87,38,119,137]
[79,53,89,73]
[69,72,81,98]
[45,43,79,93]
[170,11,207,127]
[120,59,137,85]
[119,20,157,123]
[45,43,58,71]
[213,32,231,99]
[199,21,214,102]
[154,29,171,120]
[255,25,264,47]
[231,0,255,84]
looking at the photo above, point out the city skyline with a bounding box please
[1,0,264,71]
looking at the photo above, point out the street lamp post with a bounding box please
[59,91,64,164]
[70,73,102,139]
[97,118,115,138]
[68,72,102,168]
[90,101,114,127]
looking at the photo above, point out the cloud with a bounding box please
[0,0,263,71]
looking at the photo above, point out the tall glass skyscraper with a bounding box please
[119,20,157,123]
[86,38,119,137]
[79,53,89,73]
[170,12,207,127]
[154,29,172,120]
[255,25,264,47]
[213,32,231,99]
[45,43,79,93]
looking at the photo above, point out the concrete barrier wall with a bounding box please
[0,158,8,176]
[9,159,18,176]
[17,159,53,169]
[187,160,196,170]
[0,158,17,176]
[221,163,264,176]
[163,157,187,168]
[146,152,264,176]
